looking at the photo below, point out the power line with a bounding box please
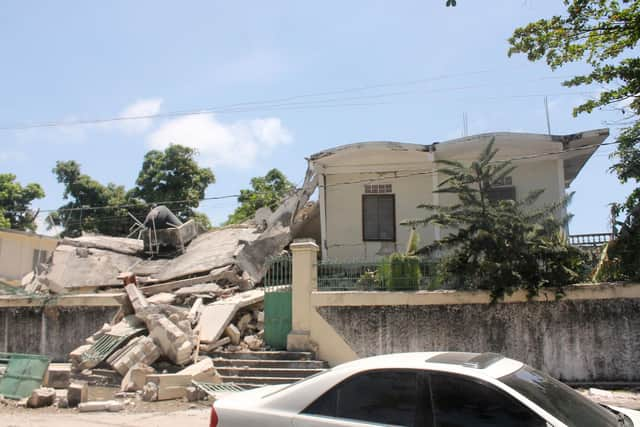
[0,73,580,131]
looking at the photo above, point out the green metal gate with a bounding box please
[264,255,292,350]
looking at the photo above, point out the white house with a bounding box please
[309,128,609,261]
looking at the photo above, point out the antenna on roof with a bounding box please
[462,112,469,137]
[544,96,552,135]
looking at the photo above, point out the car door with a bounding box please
[427,373,549,427]
[292,369,430,427]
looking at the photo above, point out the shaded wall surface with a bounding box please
[318,298,640,382]
[0,306,117,362]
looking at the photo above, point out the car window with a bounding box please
[304,370,425,426]
[429,373,546,427]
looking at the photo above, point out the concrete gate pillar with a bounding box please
[287,238,319,352]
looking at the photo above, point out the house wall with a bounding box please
[0,230,58,284]
[324,171,435,261]
[322,158,563,261]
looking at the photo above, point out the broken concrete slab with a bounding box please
[42,245,141,293]
[62,235,144,256]
[67,382,88,408]
[198,289,265,344]
[27,387,56,408]
[243,335,264,351]
[153,226,260,283]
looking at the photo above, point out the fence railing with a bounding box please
[569,233,613,247]
[263,255,292,289]
[317,258,436,291]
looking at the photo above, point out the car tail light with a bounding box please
[210,403,219,427]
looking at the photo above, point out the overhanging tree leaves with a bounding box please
[508,0,640,280]
[0,173,45,232]
[51,160,137,237]
[132,145,215,223]
[403,140,586,301]
[226,169,294,225]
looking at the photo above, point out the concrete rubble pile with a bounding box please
[12,169,319,409]
[63,273,268,404]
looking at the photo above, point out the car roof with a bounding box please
[331,352,523,379]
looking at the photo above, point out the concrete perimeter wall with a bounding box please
[0,294,120,362]
[285,240,640,383]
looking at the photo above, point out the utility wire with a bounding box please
[0,73,580,131]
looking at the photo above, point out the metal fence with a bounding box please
[263,255,292,288]
[317,258,436,291]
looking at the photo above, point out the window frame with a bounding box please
[301,368,431,427]
[361,194,396,242]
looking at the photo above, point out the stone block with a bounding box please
[110,336,161,376]
[145,374,192,401]
[120,363,156,392]
[224,324,241,345]
[147,313,194,365]
[44,364,71,389]
[67,381,88,408]
[178,357,222,383]
[27,388,56,408]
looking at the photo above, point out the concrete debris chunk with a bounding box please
[109,336,161,376]
[67,381,88,408]
[185,386,207,402]
[188,297,204,325]
[78,400,124,413]
[125,283,150,316]
[148,292,177,305]
[120,363,156,392]
[243,335,264,351]
[178,357,222,383]
[198,289,264,344]
[237,313,253,334]
[27,387,56,408]
[146,314,195,365]
[142,381,159,402]
[144,374,192,401]
[224,324,241,345]
[69,344,92,365]
[44,363,71,389]
[175,283,222,296]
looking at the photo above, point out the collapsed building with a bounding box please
[1,170,322,407]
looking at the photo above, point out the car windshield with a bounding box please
[500,366,620,427]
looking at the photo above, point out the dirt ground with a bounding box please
[0,386,637,426]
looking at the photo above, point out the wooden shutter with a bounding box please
[362,195,396,241]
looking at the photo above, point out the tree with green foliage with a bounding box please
[403,140,586,301]
[51,160,138,237]
[0,173,45,232]
[132,145,215,223]
[508,0,640,281]
[52,145,215,237]
[226,169,294,225]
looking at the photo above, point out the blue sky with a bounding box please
[0,1,633,234]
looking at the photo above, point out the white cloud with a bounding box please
[147,115,292,169]
[115,98,163,134]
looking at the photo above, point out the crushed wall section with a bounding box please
[317,297,640,382]
[0,306,118,362]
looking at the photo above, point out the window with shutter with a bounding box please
[362,194,396,241]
